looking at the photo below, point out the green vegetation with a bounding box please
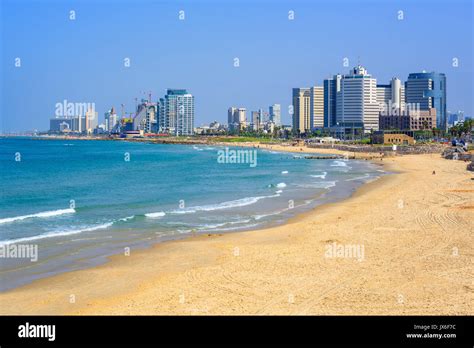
[449,119,474,137]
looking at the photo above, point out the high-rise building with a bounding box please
[157,98,166,132]
[237,108,247,125]
[336,65,379,131]
[377,77,405,115]
[269,104,281,127]
[228,107,237,126]
[310,86,324,129]
[405,72,446,130]
[85,107,98,134]
[292,87,311,133]
[104,106,118,132]
[263,110,270,123]
[392,78,405,110]
[75,115,86,133]
[159,89,194,135]
[323,74,342,128]
[251,111,260,131]
[227,107,246,131]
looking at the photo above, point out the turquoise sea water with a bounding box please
[0,137,385,290]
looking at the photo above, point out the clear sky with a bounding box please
[1,0,473,132]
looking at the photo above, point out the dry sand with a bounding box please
[0,153,472,315]
[220,141,386,159]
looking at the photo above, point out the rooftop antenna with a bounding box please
[357,56,361,67]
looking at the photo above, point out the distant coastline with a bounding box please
[0,133,449,161]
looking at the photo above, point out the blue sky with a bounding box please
[1,0,473,132]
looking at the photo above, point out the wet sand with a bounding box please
[0,153,472,315]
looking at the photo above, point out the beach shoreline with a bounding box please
[0,150,472,315]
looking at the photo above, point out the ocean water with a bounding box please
[0,138,384,290]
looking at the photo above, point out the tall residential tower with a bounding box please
[292,88,311,133]
[310,86,324,129]
[159,89,195,135]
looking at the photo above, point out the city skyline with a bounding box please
[1,0,472,132]
[28,64,469,136]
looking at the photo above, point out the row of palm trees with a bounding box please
[449,119,474,138]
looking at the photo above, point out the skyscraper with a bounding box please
[160,89,194,135]
[251,111,260,131]
[237,108,246,123]
[85,107,98,134]
[237,108,247,129]
[157,98,165,132]
[269,104,281,127]
[323,74,342,128]
[292,88,311,133]
[310,86,324,129]
[228,107,237,126]
[258,108,266,125]
[104,106,118,132]
[227,107,246,132]
[336,66,379,131]
[405,72,446,130]
[377,77,405,115]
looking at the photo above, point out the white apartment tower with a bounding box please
[336,65,379,131]
[310,86,324,129]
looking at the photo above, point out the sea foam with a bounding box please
[169,194,277,215]
[331,160,348,167]
[0,208,75,225]
[0,222,113,246]
[145,212,166,218]
[311,171,327,179]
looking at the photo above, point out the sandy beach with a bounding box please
[228,141,386,159]
[0,152,472,315]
